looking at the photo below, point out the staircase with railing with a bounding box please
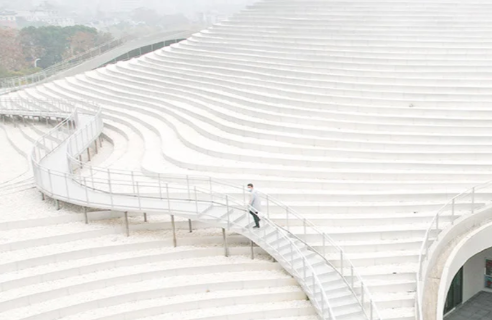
[0,98,382,320]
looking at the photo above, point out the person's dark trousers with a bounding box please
[249,210,260,227]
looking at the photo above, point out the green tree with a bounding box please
[20,25,102,68]
[0,28,26,72]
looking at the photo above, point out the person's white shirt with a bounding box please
[249,189,262,213]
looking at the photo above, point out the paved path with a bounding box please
[445,292,492,320]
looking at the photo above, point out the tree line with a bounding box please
[0,25,113,78]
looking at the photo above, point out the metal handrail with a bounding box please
[415,181,491,319]
[16,97,382,320]
[65,158,381,319]
[0,98,345,319]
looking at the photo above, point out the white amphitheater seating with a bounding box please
[0,199,316,320]
[4,0,492,319]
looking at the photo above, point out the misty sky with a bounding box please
[1,0,260,15]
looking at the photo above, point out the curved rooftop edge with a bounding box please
[0,27,201,95]
[417,183,492,320]
[0,98,381,320]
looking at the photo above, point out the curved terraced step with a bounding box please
[0,102,356,319]
[0,216,307,320]
[7,0,492,318]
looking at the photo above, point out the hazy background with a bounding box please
[0,0,259,17]
[0,0,259,78]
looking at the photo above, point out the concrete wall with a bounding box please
[435,218,492,320]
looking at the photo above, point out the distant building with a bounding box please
[0,10,18,29]
[16,7,75,27]
[196,10,228,26]
[99,0,144,13]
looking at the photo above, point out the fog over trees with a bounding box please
[0,0,258,15]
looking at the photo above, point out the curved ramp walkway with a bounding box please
[0,99,378,320]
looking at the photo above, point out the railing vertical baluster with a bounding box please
[171,214,176,247]
[303,257,306,280]
[166,183,171,214]
[351,265,354,288]
[322,234,326,257]
[83,177,89,204]
[194,186,198,214]
[226,195,230,228]
[107,169,113,208]
[290,242,293,267]
[436,214,439,234]
[209,176,213,202]
[361,282,365,308]
[286,207,289,230]
[452,198,455,217]
[48,169,53,195]
[340,251,344,277]
[137,181,141,211]
[186,175,190,199]
[276,227,280,249]
[64,173,70,200]
[312,275,315,295]
[247,203,251,226]
[89,166,94,188]
[471,187,475,213]
[370,299,374,320]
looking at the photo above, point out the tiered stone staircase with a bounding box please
[6,0,492,318]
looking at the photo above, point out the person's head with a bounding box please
[247,183,254,192]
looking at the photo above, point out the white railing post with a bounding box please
[452,198,455,217]
[137,181,141,211]
[194,186,198,214]
[48,169,53,194]
[186,175,190,199]
[340,251,344,277]
[89,166,94,188]
[303,257,306,279]
[276,227,280,249]
[166,183,171,214]
[107,169,113,207]
[370,299,374,320]
[351,265,354,288]
[286,207,289,231]
[471,187,475,213]
[226,195,230,228]
[290,241,294,266]
[361,282,365,307]
[322,234,326,256]
[64,173,70,200]
[83,177,89,204]
[247,203,251,226]
[209,176,213,202]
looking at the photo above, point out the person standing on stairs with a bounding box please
[247,183,261,228]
